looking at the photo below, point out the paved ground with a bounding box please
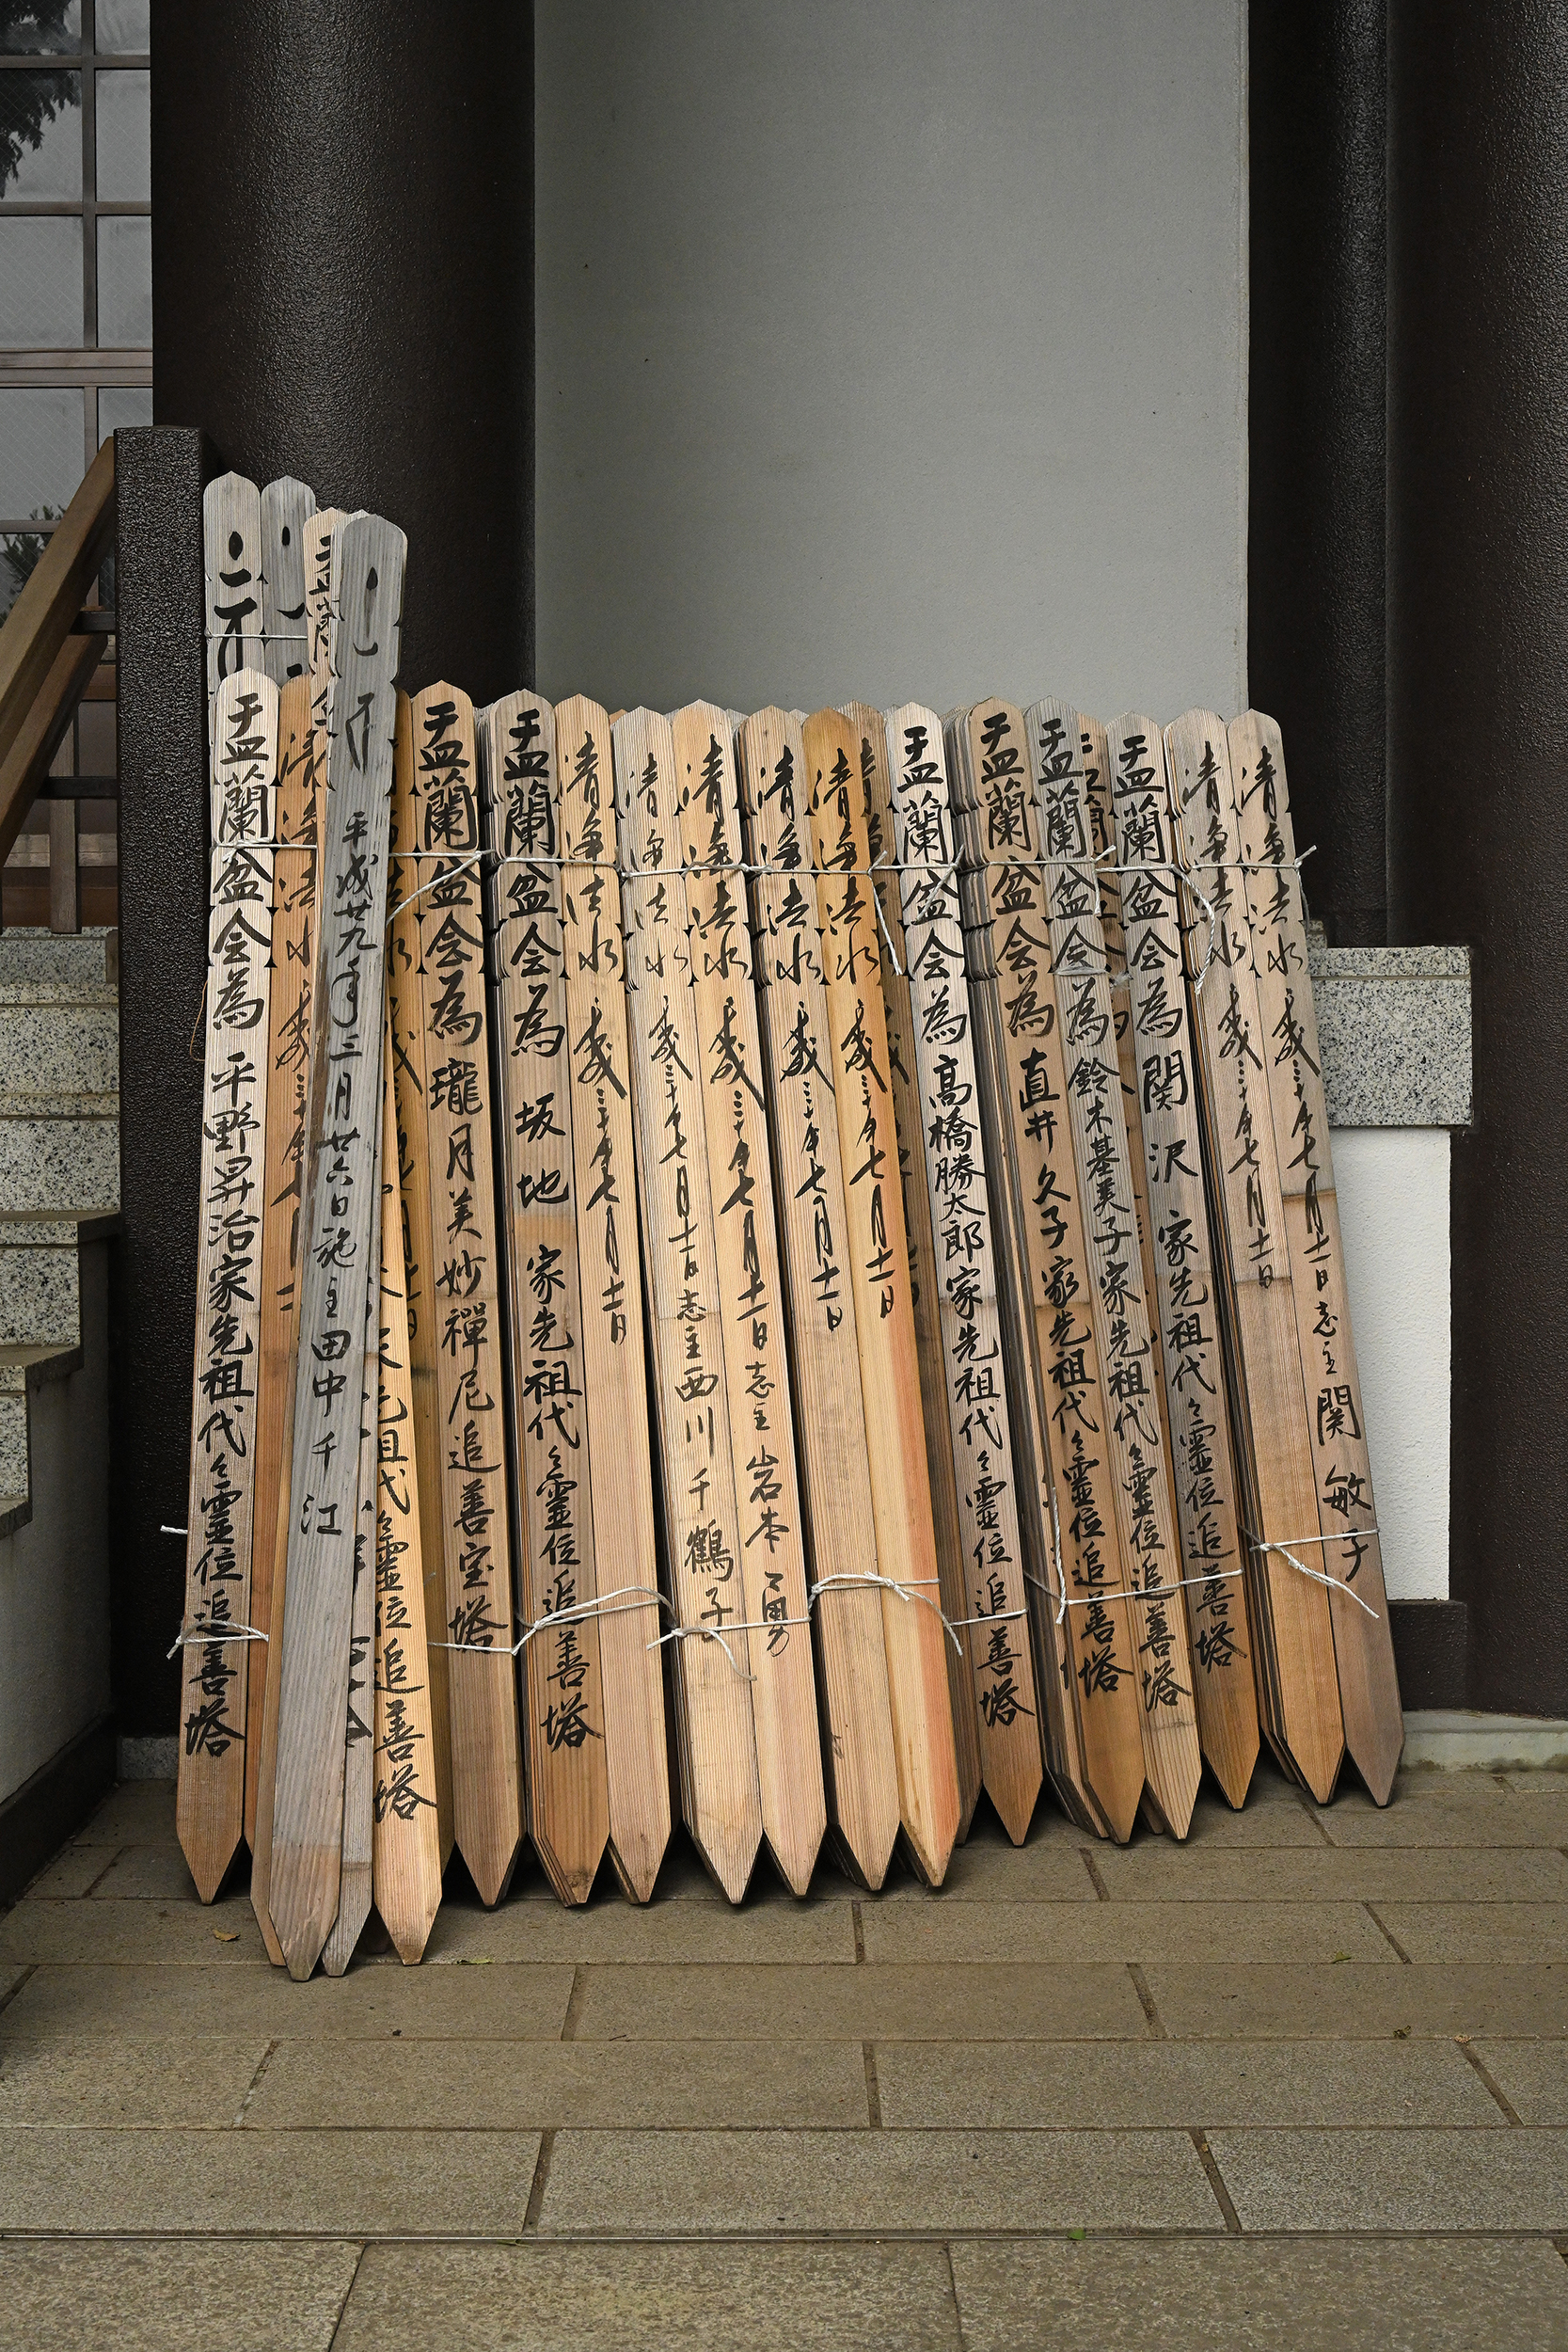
[1,1759,1566,2348]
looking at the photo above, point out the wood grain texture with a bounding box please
[1227,708,1403,1803]
[844,703,985,1841]
[1025,699,1202,1838]
[1164,708,1345,1804]
[553,695,672,1902]
[613,706,764,1902]
[672,702,826,1897]
[408,683,524,1908]
[946,701,1140,1844]
[245,675,319,1851]
[803,707,959,1888]
[882,703,1045,1846]
[202,471,264,703]
[736,707,901,1892]
[388,690,453,1864]
[371,998,444,1963]
[270,516,406,1979]
[177,668,279,1904]
[477,690,610,1906]
[1101,714,1260,1809]
[259,475,316,687]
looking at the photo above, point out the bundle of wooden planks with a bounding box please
[172,478,1402,1972]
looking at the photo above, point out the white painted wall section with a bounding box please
[1329,1127,1450,1602]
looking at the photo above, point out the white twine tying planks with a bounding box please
[1244,1527,1382,1617]
[1024,1522,1381,1627]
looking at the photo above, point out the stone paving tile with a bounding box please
[66,1782,176,1845]
[572,1961,1150,2042]
[402,1892,857,1964]
[538,2125,1222,2235]
[873,2037,1502,2128]
[1146,1962,1567,2040]
[1090,1846,1568,1903]
[1316,1781,1568,1847]
[246,2038,868,2130]
[333,2241,961,2352]
[879,1836,1098,1902]
[1505,1771,1568,1793]
[1376,1903,1568,1963]
[1,1961,575,2042]
[0,1964,25,2009]
[0,2034,268,2127]
[0,1894,269,1965]
[1209,2125,1568,2232]
[860,1900,1394,1965]
[948,2236,1568,2352]
[0,2240,361,2352]
[1175,1794,1323,1848]
[84,1846,200,1899]
[1470,2039,1568,2124]
[0,2125,543,2234]
[23,1844,117,1899]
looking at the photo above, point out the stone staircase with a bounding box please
[0,928,119,1535]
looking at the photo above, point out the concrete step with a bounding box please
[0,927,118,990]
[0,997,119,1098]
[0,1103,119,1218]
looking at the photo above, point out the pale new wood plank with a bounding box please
[946,702,1140,1843]
[245,676,320,1851]
[803,707,959,1887]
[388,690,453,1865]
[1101,714,1260,1807]
[843,703,985,1841]
[477,690,610,1907]
[670,702,826,1896]
[203,471,264,703]
[612,706,764,1900]
[1025,699,1203,1837]
[407,684,524,1908]
[259,475,317,687]
[736,707,901,1892]
[321,1024,385,1978]
[269,516,407,1979]
[1227,708,1403,1803]
[1164,708,1346,1804]
[370,996,444,1962]
[882,703,1046,1846]
[553,695,673,1901]
[176,668,280,1904]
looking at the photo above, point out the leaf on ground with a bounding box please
[213,1930,240,1943]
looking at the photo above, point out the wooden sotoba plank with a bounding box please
[371,996,444,1962]
[736,707,901,1892]
[1164,708,1346,1804]
[672,701,826,1897]
[553,694,672,1902]
[408,684,524,1908]
[613,707,764,1902]
[1227,709,1403,1803]
[177,668,280,1905]
[259,475,317,688]
[203,470,264,704]
[882,703,1045,1846]
[1101,714,1260,1808]
[803,707,959,1888]
[844,703,985,1842]
[388,690,453,1864]
[477,690,610,1907]
[946,701,1138,1843]
[269,516,407,1980]
[1025,699,1202,1838]
[245,675,320,1852]
[320,1026,384,1979]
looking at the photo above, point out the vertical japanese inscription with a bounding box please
[412,683,523,1907]
[260,474,317,687]
[202,470,264,701]
[480,690,609,1905]
[884,703,1043,1843]
[178,668,280,1902]
[613,706,762,1904]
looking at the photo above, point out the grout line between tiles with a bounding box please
[1189,2128,1243,2233]
[80,1848,125,1898]
[522,2130,555,2232]
[559,1966,587,2043]
[1079,1849,1110,1901]
[1127,1963,1165,2039]
[0,1966,35,2021]
[861,2042,882,2129]
[1453,2038,1525,2125]
[851,1900,865,1963]
[1363,1901,1413,1963]
[231,2038,279,2128]
[940,2239,965,2349]
[325,2240,367,2350]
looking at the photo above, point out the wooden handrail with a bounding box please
[0,435,116,864]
